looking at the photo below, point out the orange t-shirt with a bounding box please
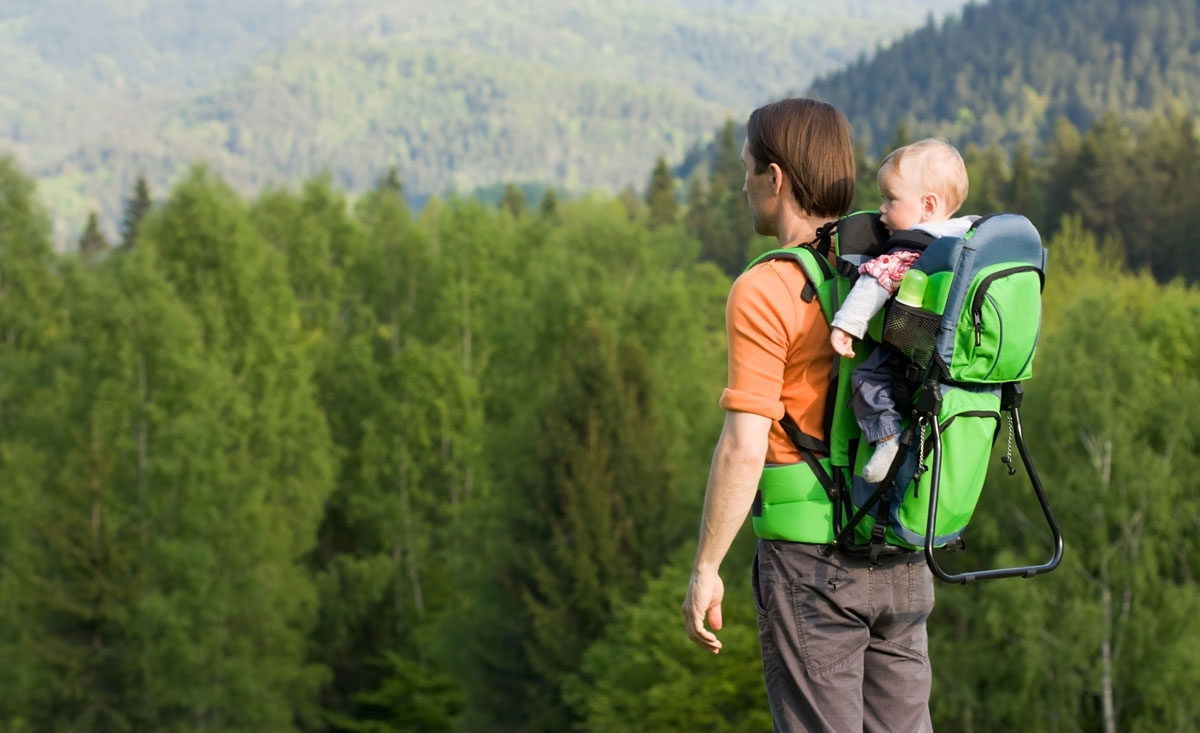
[719,257,834,464]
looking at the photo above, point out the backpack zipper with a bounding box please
[982,294,1004,380]
[970,265,1041,347]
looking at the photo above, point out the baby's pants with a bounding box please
[850,349,902,444]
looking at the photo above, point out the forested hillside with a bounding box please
[809,0,1200,150]
[1,0,967,244]
[3,0,1200,730]
[2,94,1200,729]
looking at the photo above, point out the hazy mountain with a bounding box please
[0,0,968,243]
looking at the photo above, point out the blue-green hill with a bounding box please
[0,0,966,243]
[808,0,1200,151]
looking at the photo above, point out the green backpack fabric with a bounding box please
[746,212,1049,558]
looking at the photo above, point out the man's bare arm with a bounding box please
[682,410,772,653]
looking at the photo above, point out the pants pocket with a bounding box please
[789,565,865,676]
[752,547,769,618]
[886,561,935,658]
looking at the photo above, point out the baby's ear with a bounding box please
[922,192,940,217]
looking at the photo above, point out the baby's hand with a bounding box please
[830,328,856,358]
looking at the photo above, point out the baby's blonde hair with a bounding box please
[878,139,969,215]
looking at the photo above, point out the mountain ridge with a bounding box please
[807,0,1200,152]
[0,0,968,244]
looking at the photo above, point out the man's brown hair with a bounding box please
[746,98,855,219]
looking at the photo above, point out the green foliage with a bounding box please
[0,155,70,725]
[324,653,462,733]
[564,540,772,732]
[447,196,727,729]
[12,247,225,730]
[133,166,335,727]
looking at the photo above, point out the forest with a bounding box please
[1,95,1198,731]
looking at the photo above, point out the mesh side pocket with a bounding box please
[882,301,940,369]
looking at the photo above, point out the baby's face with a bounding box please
[877,169,925,234]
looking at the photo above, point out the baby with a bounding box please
[830,139,978,482]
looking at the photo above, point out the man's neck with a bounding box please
[775,211,832,248]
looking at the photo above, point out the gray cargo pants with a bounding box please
[753,539,935,732]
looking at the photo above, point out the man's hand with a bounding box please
[682,568,725,653]
[830,327,856,358]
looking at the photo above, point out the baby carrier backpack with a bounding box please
[745,212,1063,583]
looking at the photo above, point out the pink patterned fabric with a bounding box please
[858,249,922,295]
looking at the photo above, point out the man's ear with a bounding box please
[768,162,785,196]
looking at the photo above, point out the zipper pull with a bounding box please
[973,311,982,346]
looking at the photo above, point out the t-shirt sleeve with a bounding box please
[718,264,797,419]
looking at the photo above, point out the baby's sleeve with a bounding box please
[831,276,891,339]
[858,249,922,294]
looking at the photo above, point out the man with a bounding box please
[681,98,936,732]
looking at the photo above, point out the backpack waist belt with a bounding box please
[751,460,837,543]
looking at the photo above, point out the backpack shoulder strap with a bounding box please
[744,246,836,321]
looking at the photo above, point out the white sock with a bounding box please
[862,437,900,483]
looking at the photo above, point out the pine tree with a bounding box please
[684,174,711,240]
[703,122,756,275]
[500,182,527,218]
[961,144,1010,215]
[378,166,404,195]
[885,121,912,157]
[710,119,744,197]
[120,175,152,248]
[617,186,642,221]
[1044,117,1083,228]
[646,156,678,228]
[78,211,109,261]
[1007,141,1043,227]
[852,138,880,212]
[539,188,559,220]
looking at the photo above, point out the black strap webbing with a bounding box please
[813,220,837,258]
[778,412,836,502]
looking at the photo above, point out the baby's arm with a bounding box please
[830,277,892,357]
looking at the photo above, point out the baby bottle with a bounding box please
[896,269,928,308]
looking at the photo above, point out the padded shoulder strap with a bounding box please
[745,246,835,320]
